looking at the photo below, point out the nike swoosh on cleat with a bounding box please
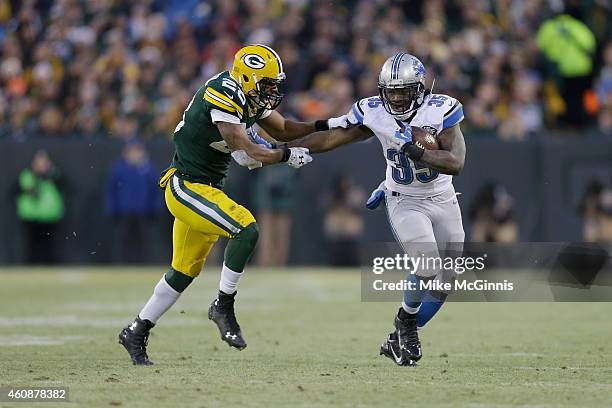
[390,341,404,365]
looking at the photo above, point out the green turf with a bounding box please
[0,267,611,408]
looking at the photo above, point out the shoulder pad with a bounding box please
[425,94,464,130]
[348,96,382,125]
[203,75,247,119]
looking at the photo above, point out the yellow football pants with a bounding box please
[162,173,256,278]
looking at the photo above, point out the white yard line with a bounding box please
[0,315,203,328]
[0,335,91,346]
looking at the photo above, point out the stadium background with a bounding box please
[1,0,611,265]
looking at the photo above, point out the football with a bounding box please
[411,126,440,150]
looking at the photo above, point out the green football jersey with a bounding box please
[170,71,270,188]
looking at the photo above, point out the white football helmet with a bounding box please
[378,53,427,121]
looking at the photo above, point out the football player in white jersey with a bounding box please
[288,53,466,366]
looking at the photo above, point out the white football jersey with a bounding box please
[349,93,464,197]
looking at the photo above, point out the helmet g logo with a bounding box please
[244,54,266,69]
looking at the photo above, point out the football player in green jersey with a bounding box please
[118,44,348,365]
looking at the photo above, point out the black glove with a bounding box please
[401,142,425,161]
[278,143,291,162]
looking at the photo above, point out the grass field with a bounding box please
[0,267,611,408]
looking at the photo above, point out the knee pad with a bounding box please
[236,222,259,247]
[164,268,193,293]
[224,223,259,272]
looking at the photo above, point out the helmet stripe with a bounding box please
[256,44,283,76]
[397,53,406,79]
[390,54,399,80]
[392,52,405,80]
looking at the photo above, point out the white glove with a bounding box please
[286,147,312,169]
[231,150,262,170]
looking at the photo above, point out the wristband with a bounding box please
[279,143,291,162]
[401,143,425,161]
[314,119,330,132]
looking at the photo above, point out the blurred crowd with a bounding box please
[1,0,611,141]
[580,179,612,243]
[469,182,519,243]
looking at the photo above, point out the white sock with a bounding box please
[402,302,420,314]
[139,276,181,323]
[219,263,243,294]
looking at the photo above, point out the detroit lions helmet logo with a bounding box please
[413,58,426,78]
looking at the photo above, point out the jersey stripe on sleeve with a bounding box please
[351,101,364,124]
[205,88,244,117]
[204,92,238,116]
[442,103,464,129]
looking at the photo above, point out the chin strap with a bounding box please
[411,82,432,113]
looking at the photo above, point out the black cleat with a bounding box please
[208,291,246,350]
[395,308,422,362]
[380,332,417,366]
[118,316,155,365]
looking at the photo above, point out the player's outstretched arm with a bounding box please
[219,121,312,169]
[217,121,285,164]
[417,124,465,176]
[257,111,331,142]
[287,125,373,153]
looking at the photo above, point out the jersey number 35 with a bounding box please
[386,148,439,184]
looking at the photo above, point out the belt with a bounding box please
[389,189,460,203]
